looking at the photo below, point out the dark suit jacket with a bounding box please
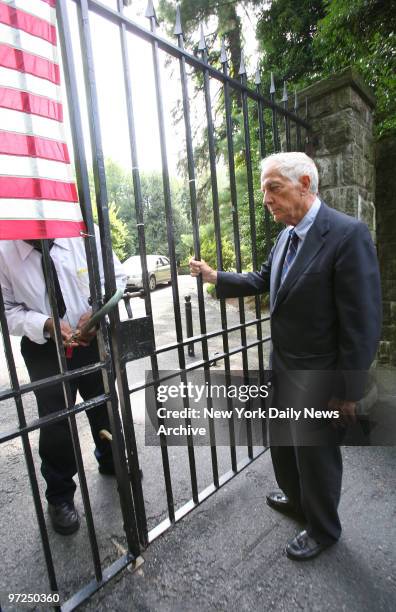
[216,201,382,401]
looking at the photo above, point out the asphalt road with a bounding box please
[1,276,395,611]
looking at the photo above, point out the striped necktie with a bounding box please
[280,229,299,285]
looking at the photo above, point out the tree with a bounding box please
[313,0,396,138]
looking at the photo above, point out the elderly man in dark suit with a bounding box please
[190,152,382,560]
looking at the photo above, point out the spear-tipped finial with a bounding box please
[282,80,288,102]
[145,0,158,24]
[254,65,261,85]
[220,38,227,64]
[174,4,183,37]
[145,0,155,18]
[198,23,206,51]
[238,50,246,76]
[294,88,298,111]
[270,71,276,94]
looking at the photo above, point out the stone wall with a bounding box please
[376,137,396,366]
[295,68,395,367]
[298,67,376,237]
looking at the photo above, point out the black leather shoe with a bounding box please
[98,463,115,476]
[266,491,304,519]
[48,501,80,535]
[286,530,331,560]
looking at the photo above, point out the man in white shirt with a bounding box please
[0,226,127,535]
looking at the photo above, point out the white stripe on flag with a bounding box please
[0,0,56,24]
[0,154,74,181]
[0,107,66,140]
[0,66,61,100]
[0,198,84,222]
[0,23,59,64]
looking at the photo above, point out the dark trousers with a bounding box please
[21,336,114,505]
[270,443,342,545]
[268,375,343,545]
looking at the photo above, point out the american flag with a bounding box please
[0,0,86,239]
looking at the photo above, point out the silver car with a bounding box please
[123,254,172,291]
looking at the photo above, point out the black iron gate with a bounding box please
[0,0,310,609]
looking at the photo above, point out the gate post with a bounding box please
[299,67,376,238]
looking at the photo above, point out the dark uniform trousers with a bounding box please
[21,336,114,505]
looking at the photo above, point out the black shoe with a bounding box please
[286,530,332,561]
[266,491,305,519]
[98,463,115,476]
[48,501,80,535]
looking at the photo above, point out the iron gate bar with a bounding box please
[282,82,292,152]
[57,0,142,564]
[0,394,110,445]
[147,5,200,506]
[220,43,255,464]
[255,69,272,257]
[240,61,267,454]
[0,360,109,402]
[148,446,267,543]
[175,12,233,477]
[295,90,302,151]
[253,70,272,445]
[114,0,175,532]
[41,238,105,584]
[60,552,136,612]
[116,0,157,545]
[270,72,280,152]
[70,0,309,129]
[71,0,146,555]
[153,315,271,355]
[201,27,238,488]
[127,337,272,397]
[0,288,60,599]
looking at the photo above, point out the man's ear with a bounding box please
[299,175,311,194]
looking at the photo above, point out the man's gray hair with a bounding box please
[261,152,319,194]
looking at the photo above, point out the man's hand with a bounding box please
[328,397,357,426]
[44,318,79,348]
[75,309,96,347]
[189,258,218,284]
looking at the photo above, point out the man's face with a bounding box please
[261,164,307,226]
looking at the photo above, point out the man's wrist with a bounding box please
[209,270,218,285]
[43,317,52,332]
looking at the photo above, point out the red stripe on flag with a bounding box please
[0,87,63,121]
[40,0,57,8]
[0,4,57,45]
[0,44,60,84]
[0,131,70,163]
[0,219,86,240]
[0,176,78,202]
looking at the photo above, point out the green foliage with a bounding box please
[156,0,394,282]
[255,0,326,83]
[158,0,243,77]
[90,160,190,262]
[200,235,236,271]
[313,0,396,138]
[255,0,395,138]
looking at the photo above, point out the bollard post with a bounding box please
[184,295,195,356]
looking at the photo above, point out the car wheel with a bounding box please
[149,275,157,291]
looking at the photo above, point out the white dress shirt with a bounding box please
[287,196,322,255]
[0,225,127,344]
